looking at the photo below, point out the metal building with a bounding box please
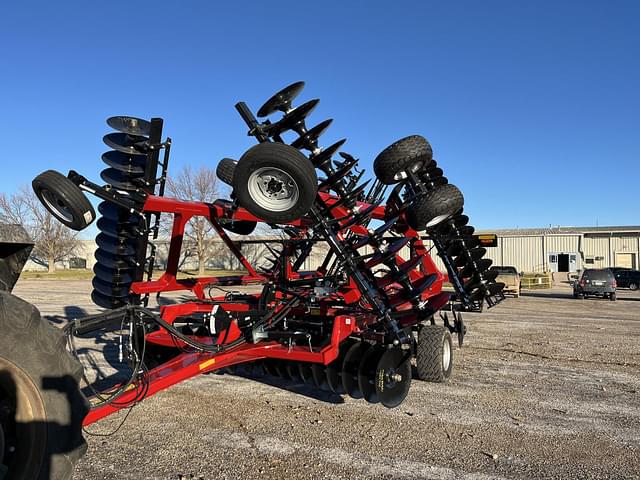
[472,225,640,274]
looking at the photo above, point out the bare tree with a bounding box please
[0,186,79,273]
[165,165,220,275]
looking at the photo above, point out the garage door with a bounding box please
[615,252,636,269]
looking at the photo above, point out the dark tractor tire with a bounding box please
[32,170,95,231]
[373,135,433,185]
[0,292,88,479]
[416,325,454,383]
[216,158,237,187]
[406,184,464,231]
[610,292,617,301]
[219,219,257,236]
[629,283,638,291]
[233,142,317,223]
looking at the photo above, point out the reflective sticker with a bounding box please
[199,359,216,371]
[83,210,94,224]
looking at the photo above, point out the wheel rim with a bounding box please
[393,161,424,181]
[40,188,74,223]
[442,337,451,371]
[427,213,453,228]
[0,357,47,479]
[630,283,638,291]
[247,167,299,212]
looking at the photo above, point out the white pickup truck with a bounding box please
[489,266,521,297]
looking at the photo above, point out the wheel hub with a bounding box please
[248,167,300,212]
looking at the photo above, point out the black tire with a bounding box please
[216,158,237,186]
[32,170,95,231]
[373,135,433,185]
[416,325,453,383]
[629,283,638,291]
[0,292,88,479]
[610,292,617,301]
[406,184,464,231]
[233,143,317,223]
[219,219,257,236]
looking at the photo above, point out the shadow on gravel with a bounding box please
[44,305,131,396]
[216,370,345,404]
[521,291,574,300]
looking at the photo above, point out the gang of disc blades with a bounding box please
[102,150,147,175]
[341,342,370,398]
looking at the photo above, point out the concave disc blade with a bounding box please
[103,132,148,155]
[438,214,469,234]
[310,139,346,169]
[446,236,481,257]
[93,248,135,270]
[319,156,359,189]
[102,150,147,175]
[298,362,315,385]
[107,116,151,136]
[92,277,131,298]
[341,342,370,399]
[487,282,505,296]
[365,237,411,269]
[357,345,385,404]
[93,263,134,284]
[453,247,487,268]
[262,360,279,378]
[98,201,137,222]
[460,258,493,278]
[267,99,319,135]
[274,361,290,380]
[94,248,135,270]
[91,290,126,309]
[375,347,412,409]
[97,217,139,239]
[286,362,301,382]
[326,341,352,394]
[100,168,142,191]
[291,119,333,150]
[96,233,137,256]
[311,364,330,390]
[257,81,306,117]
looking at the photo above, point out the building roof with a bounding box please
[477,225,640,236]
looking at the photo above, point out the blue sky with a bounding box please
[1,1,638,233]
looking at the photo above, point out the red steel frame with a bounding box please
[84,192,448,425]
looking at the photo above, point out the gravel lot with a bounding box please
[13,279,640,480]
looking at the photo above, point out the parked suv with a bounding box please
[612,269,640,290]
[573,269,617,300]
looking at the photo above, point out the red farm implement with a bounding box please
[0,82,505,479]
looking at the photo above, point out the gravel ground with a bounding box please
[13,279,640,480]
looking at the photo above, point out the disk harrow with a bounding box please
[31,82,506,431]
